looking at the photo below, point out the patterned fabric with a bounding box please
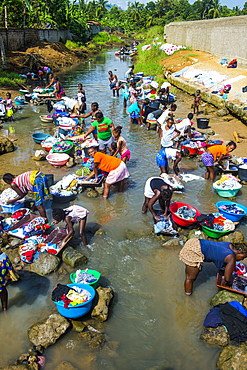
[32,173,49,206]
[201,152,214,167]
[179,238,205,269]
[0,253,14,292]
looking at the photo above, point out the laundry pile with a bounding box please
[0,208,31,232]
[218,203,245,215]
[159,43,186,56]
[8,216,50,239]
[50,174,79,197]
[19,235,60,263]
[0,188,20,205]
[41,136,60,150]
[203,300,247,342]
[73,269,98,284]
[52,141,73,153]
[160,173,184,190]
[199,213,235,232]
[214,175,240,189]
[154,214,178,235]
[52,283,92,308]
[175,205,196,220]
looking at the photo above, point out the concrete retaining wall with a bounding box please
[0,28,72,51]
[165,16,247,67]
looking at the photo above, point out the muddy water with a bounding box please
[1,51,247,369]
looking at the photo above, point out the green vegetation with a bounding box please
[92,32,122,44]
[0,0,245,42]
[0,72,26,87]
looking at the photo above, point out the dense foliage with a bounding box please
[0,0,246,39]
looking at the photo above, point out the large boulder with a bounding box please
[200,326,230,347]
[28,313,70,347]
[210,290,244,307]
[0,136,15,154]
[217,108,229,117]
[162,238,181,248]
[62,247,87,268]
[91,287,113,322]
[78,331,105,349]
[219,231,245,243]
[30,253,60,275]
[217,344,247,370]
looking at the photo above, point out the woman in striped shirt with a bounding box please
[3,171,49,221]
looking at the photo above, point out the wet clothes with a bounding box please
[52,283,72,302]
[200,239,234,268]
[220,302,247,342]
[203,306,223,328]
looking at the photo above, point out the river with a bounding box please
[1,50,247,369]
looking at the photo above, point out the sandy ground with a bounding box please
[161,50,247,157]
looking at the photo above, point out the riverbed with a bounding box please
[1,50,247,369]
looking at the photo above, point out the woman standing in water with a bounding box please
[0,249,18,311]
[112,126,131,163]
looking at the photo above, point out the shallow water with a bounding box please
[1,51,247,369]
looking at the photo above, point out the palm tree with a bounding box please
[208,0,221,18]
[128,1,143,22]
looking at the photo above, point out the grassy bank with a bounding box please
[65,32,124,52]
[0,71,26,87]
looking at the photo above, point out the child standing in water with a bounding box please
[193,90,201,116]
[4,93,14,121]
[113,126,131,163]
[52,205,89,246]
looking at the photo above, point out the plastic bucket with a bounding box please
[201,225,230,239]
[197,118,209,129]
[70,269,101,289]
[238,165,247,182]
[216,201,247,222]
[170,202,201,227]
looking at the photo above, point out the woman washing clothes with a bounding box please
[112,126,131,163]
[108,71,119,97]
[0,249,19,311]
[201,141,236,181]
[74,102,101,140]
[179,238,247,295]
[52,205,89,246]
[53,77,66,99]
[3,171,49,221]
[156,147,189,175]
[86,147,129,199]
[77,83,86,114]
[142,177,173,222]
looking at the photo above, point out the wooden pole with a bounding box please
[4,6,7,28]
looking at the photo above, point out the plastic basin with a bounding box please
[46,153,69,166]
[181,145,198,156]
[40,115,53,123]
[32,133,52,144]
[19,89,29,95]
[216,201,247,222]
[70,269,101,289]
[170,202,201,226]
[201,224,230,239]
[52,193,77,203]
[54,283,95,319]
[52,141,74,154]
[213,183,242,198]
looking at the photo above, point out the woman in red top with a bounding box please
[86,147,129,198]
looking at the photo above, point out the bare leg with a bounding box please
[123,98,127,108]
[36,204,48,222]
[118,180,124,192]
[79,216,87,246]
[0,286,8,311]
[103,182,111,198]
[184,265,200,295]
[142,197,150,213]
[205,166,214,181]
[159,166,168,174]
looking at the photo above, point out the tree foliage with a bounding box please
[0,0,243,40]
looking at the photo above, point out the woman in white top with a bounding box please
[158,118,180,148]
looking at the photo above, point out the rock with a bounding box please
[196,128,215,136]
[62,247,87,268]
[0,136,15,154]
[124,228,151,240]
[8,237,22,248]
[78,331,105,349]
[219,230,245,243]
[94,228,106,236]
[200,326,230,347]
[103,341,120,358]
[28,313,70,347]
[210,290,243,307]
[217,108,229,117]
[97,186,104,195]
[91,287,113,322]
[71,321,86,332]
[217,344,247,370]
[66,157,75,168]
[30,253,60,275]
[54,361,78,370]
[2,246,20,265]
[86,189,99,198]
[187,229,208,240]
[162,238,181,248]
